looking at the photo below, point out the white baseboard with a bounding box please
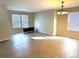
[0,33,11,42]
[0,38,9,42]
[39,31,53,36]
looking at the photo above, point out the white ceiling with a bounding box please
[0,0,79,12]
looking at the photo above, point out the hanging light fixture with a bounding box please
[57,1,68,15]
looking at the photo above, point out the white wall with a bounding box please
[0,5,11,41]
[34,10,55,35]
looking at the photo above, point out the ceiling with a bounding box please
[0,0,79,12]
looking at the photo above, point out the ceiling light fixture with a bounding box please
[57,1,68,15]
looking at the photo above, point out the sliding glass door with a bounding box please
[11,14,29,34]
[21,15,29,28]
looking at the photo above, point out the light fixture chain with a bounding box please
[61,1,64,11]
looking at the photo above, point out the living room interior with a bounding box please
[0,0,79,58]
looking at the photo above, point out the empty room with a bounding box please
[0,0,79,58]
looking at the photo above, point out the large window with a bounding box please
[12,14,29,28]
[21,15,29,28]
[12,14,21,28]
[67,12,79,31]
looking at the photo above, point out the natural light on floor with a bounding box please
[31,36,75,40]
[31,35,78,57]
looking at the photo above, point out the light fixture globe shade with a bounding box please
[57,11,68,15]
[64,11,68,14]
[57,12,61,14]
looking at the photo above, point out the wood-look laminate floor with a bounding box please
[0,32,79,58]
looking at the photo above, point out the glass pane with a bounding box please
[67,12,79,31]
[12,14,21,28]
[21,15,29,28]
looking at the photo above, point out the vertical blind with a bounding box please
[12,14,29,28]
